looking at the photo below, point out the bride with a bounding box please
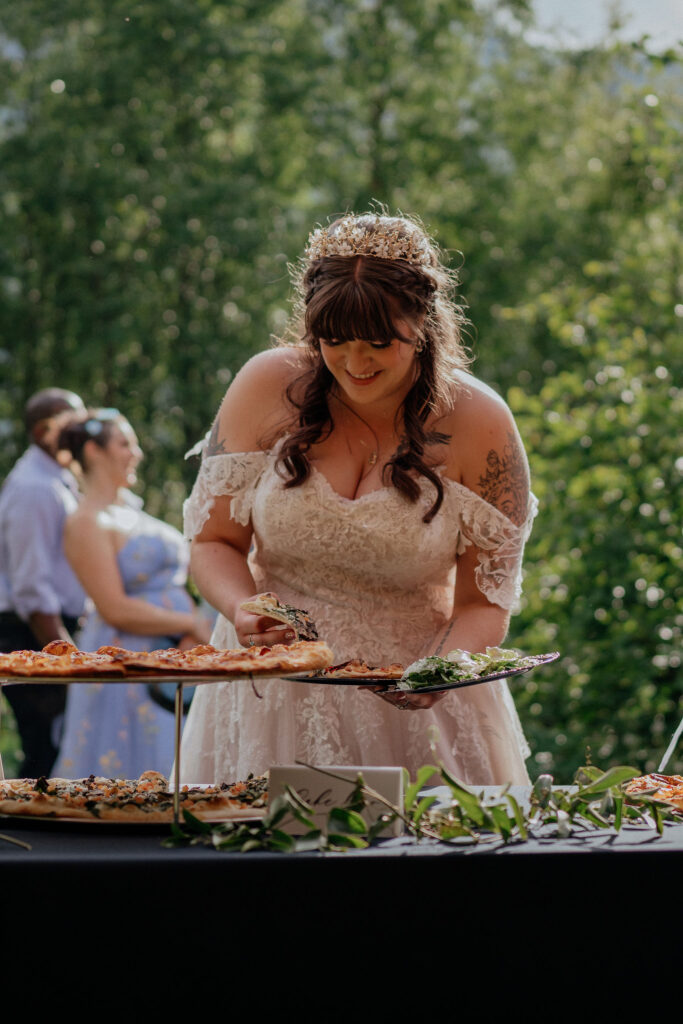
[180,213,537,785]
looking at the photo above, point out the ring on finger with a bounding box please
[248,634,256,646]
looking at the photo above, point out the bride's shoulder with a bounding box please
[209,346,307,454]
[439,370,515,435]
[435,371,530,517]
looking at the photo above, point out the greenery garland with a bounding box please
[163,763,683,854]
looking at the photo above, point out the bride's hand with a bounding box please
[365,687,446,710]
[233,596,295,648]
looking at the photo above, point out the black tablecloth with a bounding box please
[2,809,680,1015]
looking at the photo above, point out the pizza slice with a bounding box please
[625,773,683,809]
[321,660,405,680]
[239,592,319,641]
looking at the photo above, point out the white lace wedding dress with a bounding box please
[179,447,537,785]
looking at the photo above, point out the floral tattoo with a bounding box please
[477,432,529,525]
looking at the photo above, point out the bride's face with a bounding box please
[319,331,418,409]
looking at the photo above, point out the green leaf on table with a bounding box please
[404,765,439,812]
[505,794,528,840]
[284,783,315,815]
[489,804,514,841]
[439,767,486,824]
[181,809,214,834]
[263,795,292,829]
[411,795,438,824]
[576,766,639,797]
[327,832,368,850]
[614,795,623,831]
[328,807,367,835]
[367,814,396,843]
[293,830,324,852]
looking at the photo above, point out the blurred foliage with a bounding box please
[0,1,681,779]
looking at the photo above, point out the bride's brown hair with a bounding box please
[275,214,470,523]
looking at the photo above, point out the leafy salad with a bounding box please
[397,647,537,690]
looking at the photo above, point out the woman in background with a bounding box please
[53,409,211,779]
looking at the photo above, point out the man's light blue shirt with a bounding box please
[0,445,85,621]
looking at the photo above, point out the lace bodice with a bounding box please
[179,447,536,785]
[185,450,536,620]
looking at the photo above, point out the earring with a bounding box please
[415,338,426,354]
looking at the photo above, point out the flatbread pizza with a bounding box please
[239,592,319,641]
[0,639,334,679]
[0,771,269,823]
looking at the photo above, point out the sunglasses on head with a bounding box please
[83,408,120,438]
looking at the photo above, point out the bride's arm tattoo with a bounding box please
[434,618,458,656]
[205,417,228,457]
[477,432,529,525]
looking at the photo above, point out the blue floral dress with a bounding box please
[54,506,194,780]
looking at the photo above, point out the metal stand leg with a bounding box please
[0,684,4,781]
[173,682,184,825]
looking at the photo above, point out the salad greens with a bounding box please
[398,647,536,690]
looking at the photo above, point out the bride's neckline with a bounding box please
[207,444,528,524]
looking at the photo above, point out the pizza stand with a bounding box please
[0,652,563,825]
[0,669,302,824]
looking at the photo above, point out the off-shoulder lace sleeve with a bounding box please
[451,484,538,611]
[183,451,269,540]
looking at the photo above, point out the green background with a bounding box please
[1,1,681,780]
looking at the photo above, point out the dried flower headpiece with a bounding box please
[305,214,436,269]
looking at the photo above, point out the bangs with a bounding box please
[306,276,414,345]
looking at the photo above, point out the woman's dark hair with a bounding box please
[57,408,121,471]
[275,214,470,523]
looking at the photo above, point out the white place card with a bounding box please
[268,765,404,838]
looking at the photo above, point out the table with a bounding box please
[2,798,679,1016]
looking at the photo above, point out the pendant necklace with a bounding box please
[336,400,380,471]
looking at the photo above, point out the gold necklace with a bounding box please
[335,399,380,468]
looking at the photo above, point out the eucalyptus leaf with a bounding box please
[293,830,324,852]
[505,794,528,840]
[327,833,368,850]
[181,809,214,834]
[404,765,440,811]
[411,795,438,824]
[614,796,623,831]
[284,784,315,815]
[489,805,514,840]
[575,766,639,796]
[328,808,367,835]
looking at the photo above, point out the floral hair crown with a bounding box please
[305,215,435,269]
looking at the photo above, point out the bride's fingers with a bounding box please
[241,624,295,647]
[371,689,444,710]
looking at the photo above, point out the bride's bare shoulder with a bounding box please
[206,346,307,455]
[437,370,514,433]
[436,371,531,524]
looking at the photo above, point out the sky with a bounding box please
[529,0,683,50]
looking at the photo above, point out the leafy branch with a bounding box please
[162,762,683,853]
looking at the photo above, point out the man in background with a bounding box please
[0,387,86,777]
